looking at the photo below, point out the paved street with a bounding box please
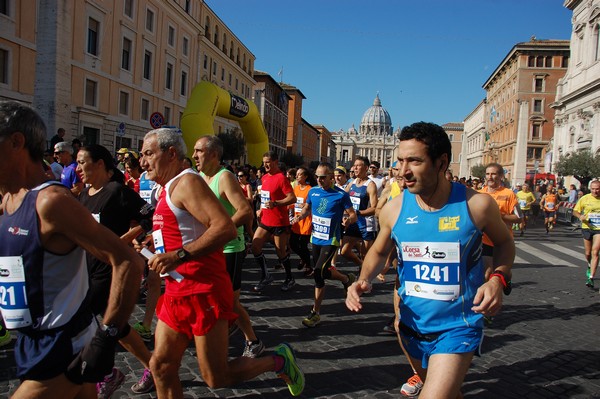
[1,222,599,398]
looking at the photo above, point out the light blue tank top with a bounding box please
[391,182,484,334]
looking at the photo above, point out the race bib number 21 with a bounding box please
[0,256,32,329]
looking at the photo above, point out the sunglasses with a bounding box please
[237,175,245,178]
[369,166,378,169]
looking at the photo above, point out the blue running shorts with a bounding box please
[400,325,483,369]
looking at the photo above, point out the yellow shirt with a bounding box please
[516,190,536,211]
[389,180,402,200]
[574,194,600,230]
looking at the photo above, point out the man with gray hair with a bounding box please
[139,129,304,397]
[54,140,83,196]
[0,101,143,397]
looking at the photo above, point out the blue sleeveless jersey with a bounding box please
[0,182,89,331]
[348,180,374,231]
[391,183,484,334]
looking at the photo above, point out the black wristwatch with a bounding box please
[101,323,120,338]
[176,248,190,263]
[490,270,512,296]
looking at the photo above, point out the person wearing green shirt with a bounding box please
[195,135,265,358]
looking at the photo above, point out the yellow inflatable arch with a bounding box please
[180,81,269,167]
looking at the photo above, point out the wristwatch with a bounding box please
[176,248,190,263]
[490,270,512,296]
[101,323,120,338]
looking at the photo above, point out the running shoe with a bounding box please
[302,311,321,328]
[242,340,265,358]
[586,277,594,288]
[281,278,296,292]
[343,272,356,292]
[400,373,423,397]
[303,267,314,277]
[133,322,152,342]
[0,328,11,348]
[97,368,125,399]
[586,267,591,279]
[131,368,155,394]
[274,343,305,396]
[253,274,274,292]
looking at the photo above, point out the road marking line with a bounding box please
[537,242,586,263]
[516,241,580,268]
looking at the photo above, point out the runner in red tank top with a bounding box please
[250,151,297,292]
[139,129,304,397]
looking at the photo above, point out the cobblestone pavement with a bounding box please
[1,223,599,398]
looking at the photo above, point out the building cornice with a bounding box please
[483,40,570,89]
[551,77,600,109]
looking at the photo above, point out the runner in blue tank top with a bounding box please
[0,101,144,397]
[346,122,515,399]
[341,156,378,269]
[293,163,358,328]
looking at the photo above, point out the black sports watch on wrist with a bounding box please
[490,269,512,296]
[101,323,119,338]
[176,248,190,263]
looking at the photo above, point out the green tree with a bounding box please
[470,164,486,180]
[554,150,600,190]
[217,129,245,163]
[280,151,304,168]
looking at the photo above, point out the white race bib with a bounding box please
[312,216,332,240]
[350,196,361,211]
[260,190,270,209]
[0,256,32,329]
[294,197,305,215]
[401,242,460,301]
[588,213,600,228]
[152,230,166,254]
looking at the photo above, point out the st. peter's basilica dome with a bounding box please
[359,94,392,136]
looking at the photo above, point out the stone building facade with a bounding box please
[551,0,600,187]
[482,38,569,185]
[0,0,257,153]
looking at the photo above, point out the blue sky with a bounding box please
[206,0,572,132]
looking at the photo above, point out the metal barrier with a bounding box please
[557,201,578,225]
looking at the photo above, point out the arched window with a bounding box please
[204,16,210,39]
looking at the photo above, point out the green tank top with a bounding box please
[203,168,245,253]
